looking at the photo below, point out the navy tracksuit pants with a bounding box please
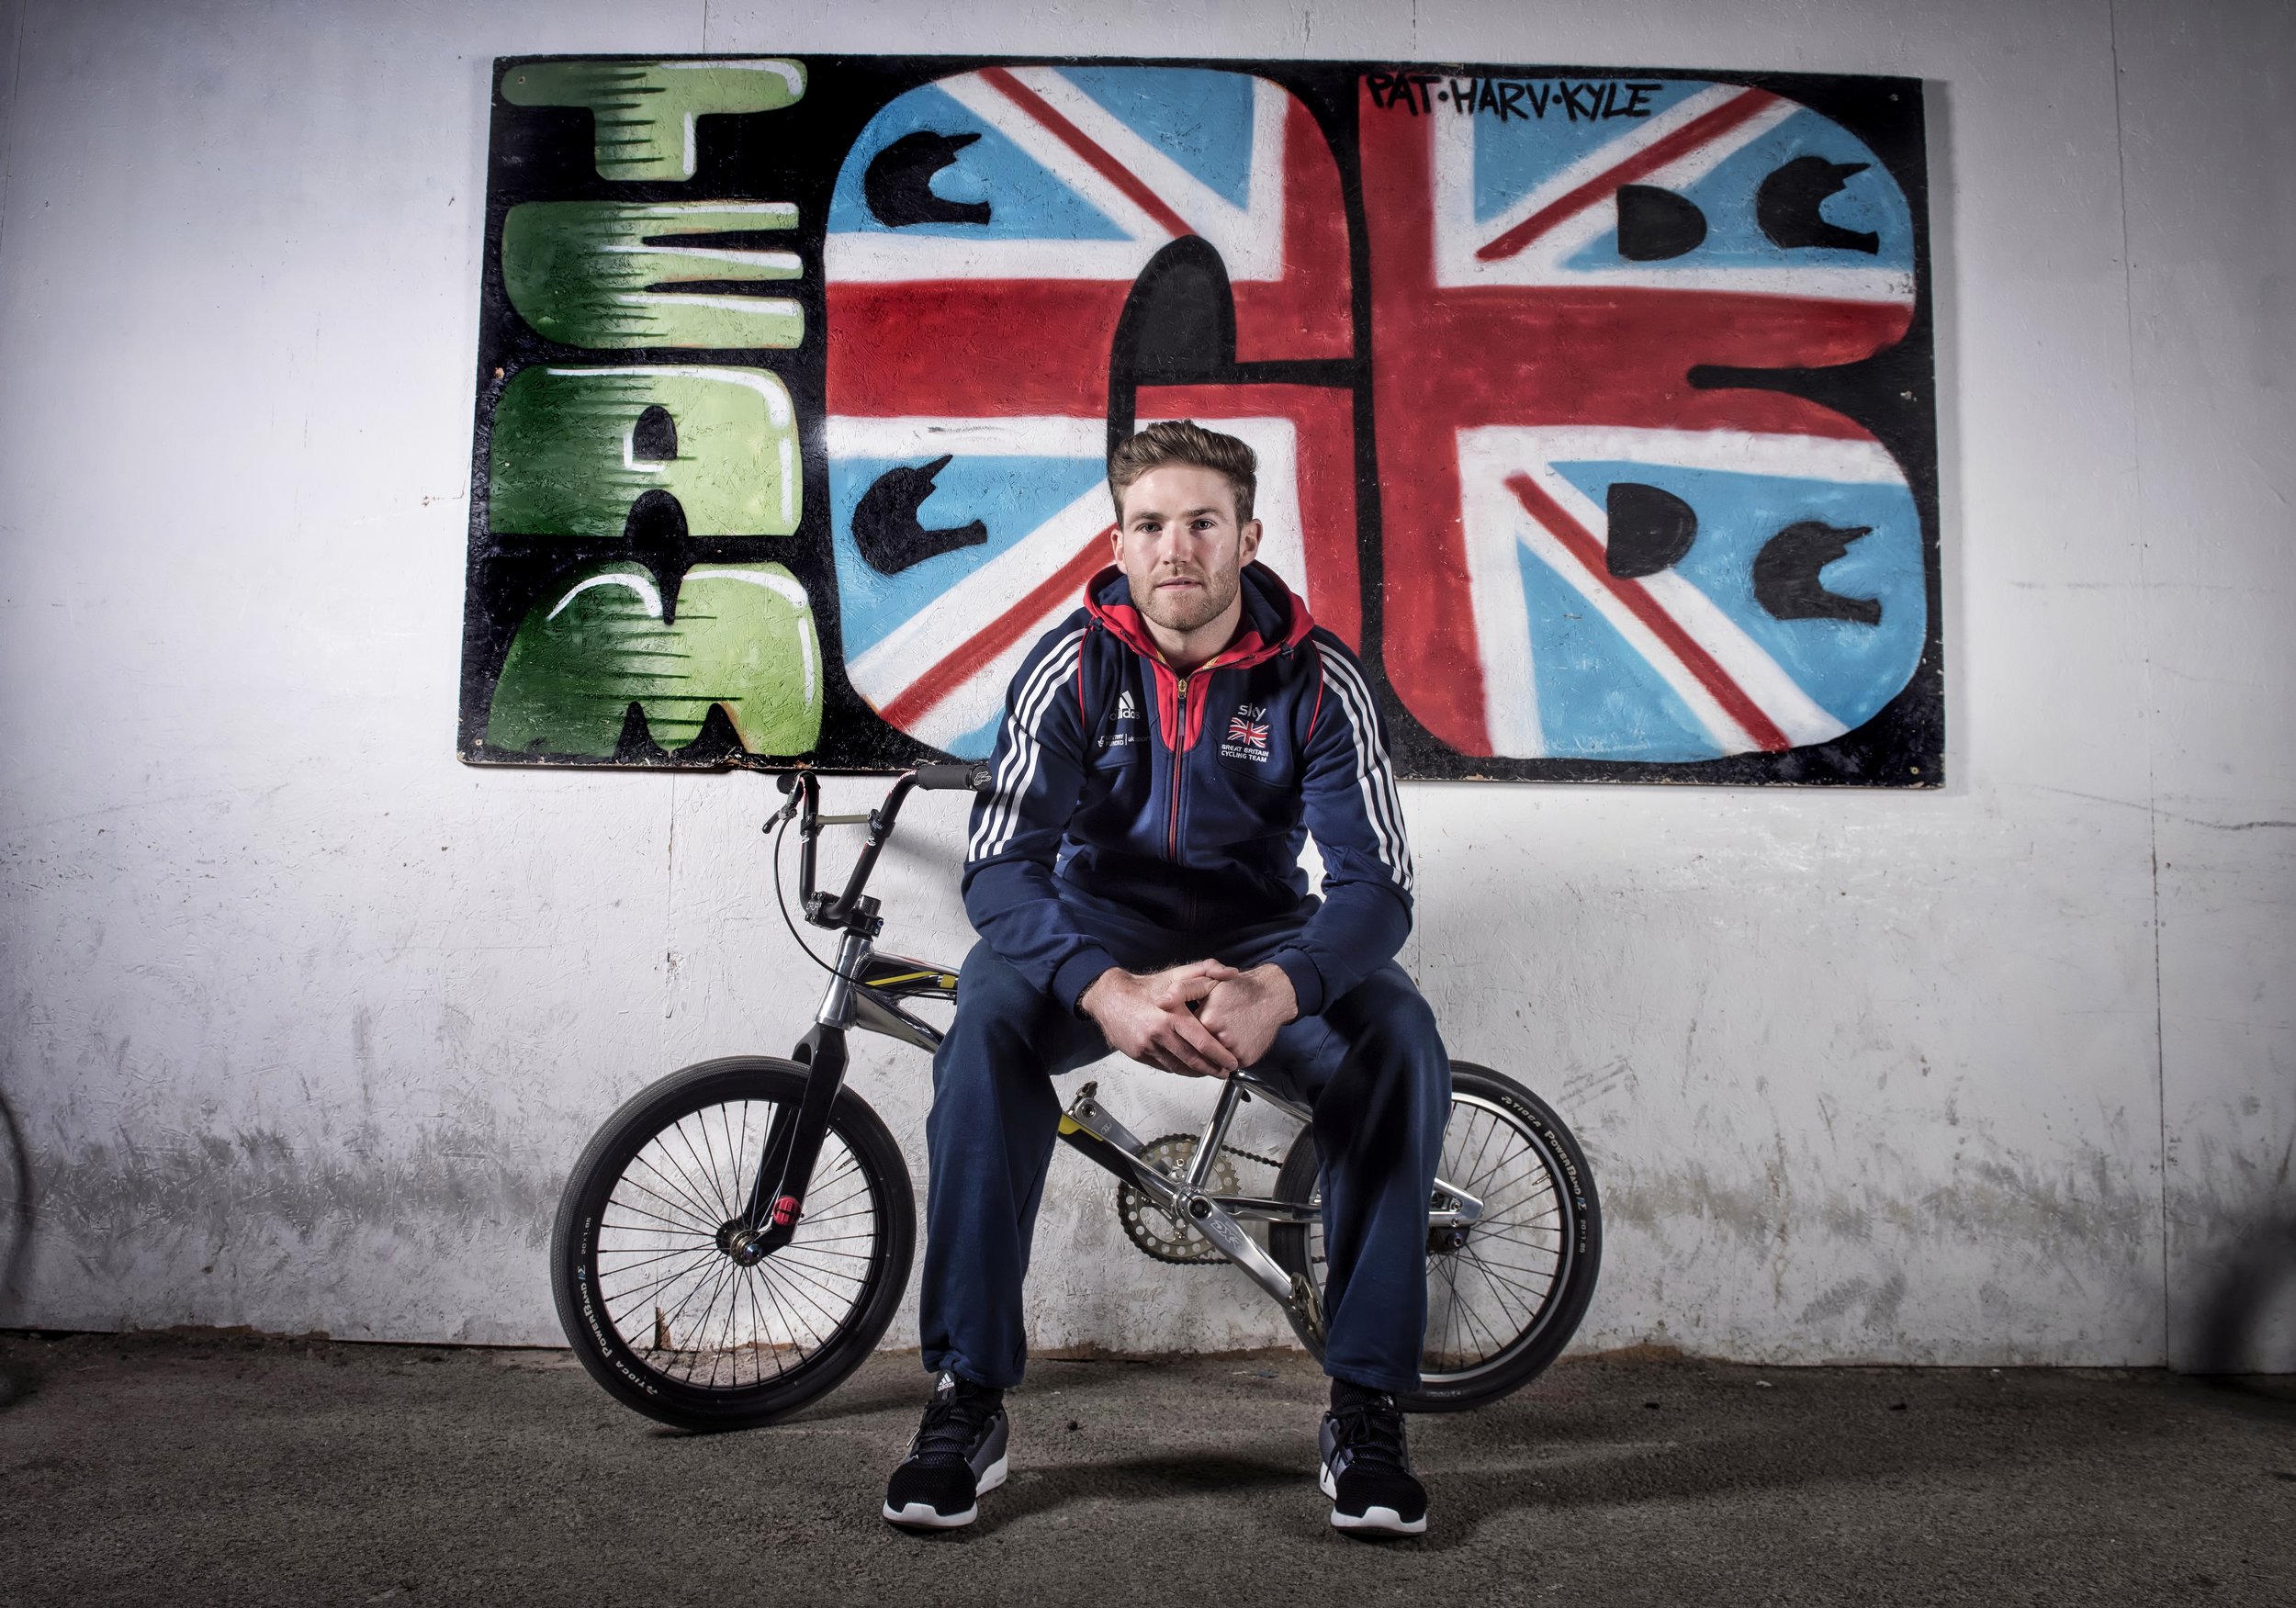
[918,890,1451,1396]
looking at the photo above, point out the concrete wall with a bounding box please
[0,0,2287,1366]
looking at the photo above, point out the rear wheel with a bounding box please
[1268,1061,1600,1412]
[550,1057,915,1431]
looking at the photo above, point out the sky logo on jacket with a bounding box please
[1223,703,1274,762]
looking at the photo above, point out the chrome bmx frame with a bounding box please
[750,768,1486,1346]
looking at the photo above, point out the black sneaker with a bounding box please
[1318,1383,1427,1535]
[882,1372,1010,1530]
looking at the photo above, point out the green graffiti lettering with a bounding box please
[501,58,805,182]
[490,366,798,537]
[486,562,824,758]
[501,201,803,349]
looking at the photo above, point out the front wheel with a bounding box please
[550,1057,916,1431]
[1267,1061,1601,1412]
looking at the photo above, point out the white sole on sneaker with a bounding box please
[882,1455,1009,1530]
[1319,1462,1428,1535]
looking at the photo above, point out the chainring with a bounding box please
[1117,1135,1242,1265]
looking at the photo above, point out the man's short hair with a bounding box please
[1108,420,1257,525]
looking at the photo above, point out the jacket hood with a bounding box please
[1082,560,1316,669]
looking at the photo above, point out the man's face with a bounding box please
[1111,463,1263,636]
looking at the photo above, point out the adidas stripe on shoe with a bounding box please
[1319,1382,1428,1536]
[883,1372,1010,1530]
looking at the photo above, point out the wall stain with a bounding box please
[29,1119,561,1277]
[0,1087,32,1321]
[1606,1146,2155,1265]
[1796,1271,1908,1332]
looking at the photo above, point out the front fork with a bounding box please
[725,931,871,1264]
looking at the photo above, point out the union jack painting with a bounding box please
[1359,75,1928,766]
[460,55,1938,784]
[824,66,1356,758]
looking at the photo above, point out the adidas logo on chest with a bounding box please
[1100,688,1143,750]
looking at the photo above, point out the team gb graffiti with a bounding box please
[460,56,1941,783]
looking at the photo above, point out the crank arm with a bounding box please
[1210,1195,1320,1225]
[1178,1194,1297,1309]
[1187,1195,1325,1344]
[1061,1085,1154,1162]
[1429,1176,1484,1227]
[1059,1119,1185,1209]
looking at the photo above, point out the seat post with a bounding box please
[1186,1074,1248,1189]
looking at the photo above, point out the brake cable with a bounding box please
[770,808,842,979]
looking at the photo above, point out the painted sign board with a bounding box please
[459,56,1941,783]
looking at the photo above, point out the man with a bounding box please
[882,422,1449,1537]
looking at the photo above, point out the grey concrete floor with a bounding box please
[0,1333,2291,1606]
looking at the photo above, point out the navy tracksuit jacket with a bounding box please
[921,562,1451,1394]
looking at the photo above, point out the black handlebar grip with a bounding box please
[914,761,992,793]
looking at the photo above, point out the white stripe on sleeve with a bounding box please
[1319,651,1415,892]
[969,628,1087,862]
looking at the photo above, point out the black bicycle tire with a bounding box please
[1267,1061,1602,1413]
[550,1056,916,1431]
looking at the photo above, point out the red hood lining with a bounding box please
[1082,563,1315,668]
[1082,564,1316,750]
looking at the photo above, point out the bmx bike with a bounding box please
[550,765,1602,1430]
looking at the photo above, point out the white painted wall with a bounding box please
[0,0,2287,1367]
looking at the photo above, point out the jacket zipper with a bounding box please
[1166,671,1190,860]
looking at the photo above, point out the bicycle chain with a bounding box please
[1116,1135,1290,1265]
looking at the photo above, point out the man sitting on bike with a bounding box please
[884,421,1448,1537]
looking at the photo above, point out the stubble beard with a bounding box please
[1133,561,1241,635]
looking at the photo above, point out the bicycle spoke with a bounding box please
[756,1250,868,1313]
[600,1190,717,1237]
[595,1242,726,1276]
[748,1259,811,1377]
[1453,1110,1503,1205]
[743,1268,779,1385]
[1456,1226,1562,1263]
[599,1243,722,1310]
[1465,1153,1553,1208]
[672,1112,734,1224]
[752,1266,828,1358]
[624,1150,725,1231]
[1450,1247,1537,1321]
[772,1245,873,1267]
[648,1241,741,1359]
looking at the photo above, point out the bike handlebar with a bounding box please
[912,760,991,792]
[772,764,990,930]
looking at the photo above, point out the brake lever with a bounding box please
[765,771,804,831]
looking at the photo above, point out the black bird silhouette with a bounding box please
[864,131,992,228]
[1753,521,1883,624]
[854,455,988,575]
[1756,156,1880,254]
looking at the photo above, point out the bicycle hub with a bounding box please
[717,1219,769,1266]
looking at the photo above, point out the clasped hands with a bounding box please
[1078,960,1298,1079]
